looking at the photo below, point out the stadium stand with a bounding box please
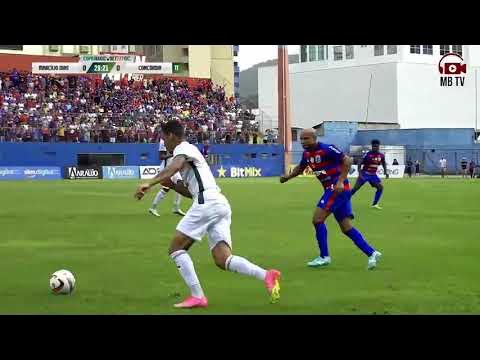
[0,70,265,144]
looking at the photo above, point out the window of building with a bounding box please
[345,45,354,59]
[49,45,59,52]
[308,45,317,61]
[361,45,368,48]
[387,45,397,55]
[440,45,450,55]
[422,45,433,55]
[410,45,421,54]
[79,45,90,54]
[334,46,343,60]
[374,45,384,56]
[317,45,325,60]
[300,45,307,62]
[182,47,189,57]
[452,45,463,56]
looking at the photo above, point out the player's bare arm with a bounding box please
[172,181,193,199]
[280,164,306,183]
[135,155,186,199]
[334,155,352,193]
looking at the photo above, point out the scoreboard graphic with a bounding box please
[32,55,183,75]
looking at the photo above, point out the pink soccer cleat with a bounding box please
[173,296,208,309]
[264,269,281,303]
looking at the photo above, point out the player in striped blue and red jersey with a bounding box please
[280,129,382,269]
[351,139,389,210]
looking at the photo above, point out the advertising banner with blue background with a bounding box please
[210,164,281,178]
[0,167,62,180]
[102,166,140,179]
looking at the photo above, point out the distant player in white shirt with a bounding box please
[148,138,186,217]
[439,157,447,178]
[135,120,281,309]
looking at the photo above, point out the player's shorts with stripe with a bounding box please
[176,191,232,250]
[358,171,381,186]
[317,189,354,222]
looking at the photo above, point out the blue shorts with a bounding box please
[317,189,354,222]
[358,172,381,187]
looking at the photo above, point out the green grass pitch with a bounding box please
[1,177,479,314]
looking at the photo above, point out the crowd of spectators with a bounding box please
[0,69,276,144]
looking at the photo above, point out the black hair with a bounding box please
[371,139,380,146]
[161,120,184,138]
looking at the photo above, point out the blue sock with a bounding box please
[372,189,383,206]
[314,222,329,258]
[345,227,374,256]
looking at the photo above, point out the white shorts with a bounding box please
[176,195,232,251]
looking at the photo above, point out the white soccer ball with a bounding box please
[49,269,76,295]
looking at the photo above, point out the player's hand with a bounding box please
[134,183,151,200]
[334,181,345,194]
[280,176,289,184]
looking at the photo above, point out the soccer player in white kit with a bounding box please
[135,120,281,309]
[148,138,186,217]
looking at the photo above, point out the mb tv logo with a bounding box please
[439,53,467,87]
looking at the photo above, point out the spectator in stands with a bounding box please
[0,70,259,144]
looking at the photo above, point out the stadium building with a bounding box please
[258,45,480,131]
[0,45,237,97]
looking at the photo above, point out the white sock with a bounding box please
[152,189,168,208]
[173,192,181,210]
[225,255,267,281]
[170,250,205,298]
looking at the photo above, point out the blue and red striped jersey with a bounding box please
[300,142,349,190]
[361,151,385,175]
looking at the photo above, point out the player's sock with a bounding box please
[372,189,383,206]
[225,255,267,281]
[314,222,329,258]
[152,188,168,209]
[173,192,181,210]
[170,250,205,298]
[345,227,374,257]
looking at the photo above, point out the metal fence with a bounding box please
[406,148,480,175]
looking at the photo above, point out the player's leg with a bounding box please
[208,202,281,303]
[371,178,384,209]
[335,200,382,270]
[149,187,170,217]
[350,175,366,196]
[307,194,333,267]
[171,175,186,216]
[170,204,210,308]
[168,231,207,308]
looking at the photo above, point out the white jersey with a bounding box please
[439,159,447,168]
[158,138,182,183]
[173,141,222,203]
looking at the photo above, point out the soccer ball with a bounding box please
[49,269,76,295]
